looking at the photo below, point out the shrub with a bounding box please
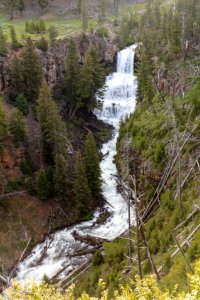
[15,94,29,115]
[93,251,104,266]
[36,36,48,51]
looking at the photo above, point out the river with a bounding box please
[16,44,137,283]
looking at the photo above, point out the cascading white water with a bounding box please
[16,44,137,283]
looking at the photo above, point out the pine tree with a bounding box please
[77,0,82,15]
[98,0,107,24]
[9,108,25,146]
[10,26,20,50]
[48,26,58,46]
[10,55,24,95]
[82,0,88,31]
[37,82,68,163]
[65,38,80,118]
[84,132,102,201]
[2,0,20,20]
[37,170,52,201]
[37,168,53,200]
[37,83,68,200]
[38,0,49,9]
[78,47,105,111]
[54,153,68,200]
[15,94,29,115]
[74,150,92,216]
[22,38,43,102]
[0,101,7,154]
[0,27,7,56]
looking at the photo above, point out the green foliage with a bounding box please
[36,36,48,51]
[5,178,24,193]
[37,83,68,200]
[10,26,21,50]
[48,26,58,46]
[84,132,102,201]
[93,251,104,266]
[65,38,80,118]
[15,94,29,115]
[0,100,8,154]
[20,159,34,176]
[2,0,20,19]
[73,150,92,217]
[82,0,88,31]
[9,108,25,146]
[0,27,7,55]
[38,0,49,9]
[37,168,54,200]
[78,47,105,111]
[10,55,24,96]
[96,26,108,38]
[22,38,43,102]
[25,20,46,34]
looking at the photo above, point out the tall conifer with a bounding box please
[84,132,102,201]
[65,38,80,118]
[22,38,43,102]
[74,150,92,216]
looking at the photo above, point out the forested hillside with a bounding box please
[1,0,200,299]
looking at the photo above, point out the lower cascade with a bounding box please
[16,44,137,282]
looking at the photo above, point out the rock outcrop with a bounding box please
[0,33,119,94]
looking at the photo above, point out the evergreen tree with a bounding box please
[73,150,92,216]
[54,153,68,200]
[9,108,25,146]
[10,55,24,95]
[82,0,88,31]
[37,82,68,163]
[0,27,7,56]
[37,167,53,200]
[78,47,105,111]
[38,0,49,9]
[48,26,58,46]
[36,36,48,52]
[10,26,20,50]
[0,101,8,154]
[84,132,102,201]
[22,38,43,102]
[37,83,68,200]
[98,0,107,24]
[77,0,82,15]
[65,38,80,118]
[2,0,19,20]
[15,94,29,115]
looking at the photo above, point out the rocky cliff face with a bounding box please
[0,33,119,94]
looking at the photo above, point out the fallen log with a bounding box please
[69,245,102,257]
[72,231,108,246]
[172,223,200,258]
[0,191,27,200]
[174,205,200,231]
[0,274,8,285]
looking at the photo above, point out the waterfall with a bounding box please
[16,44,137,283]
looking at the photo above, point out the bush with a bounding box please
[36,36,48,51]
[9,108,26,146]
[20,159,34,176]
[93,251,104,266]
[37,167,54,200]
[25,21,47,34]
[15,94,29,115]
[24,177,37,195]
[96,26,109,38]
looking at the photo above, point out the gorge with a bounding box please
[15,44,137,283]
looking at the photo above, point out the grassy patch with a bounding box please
[0,17,98,42]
